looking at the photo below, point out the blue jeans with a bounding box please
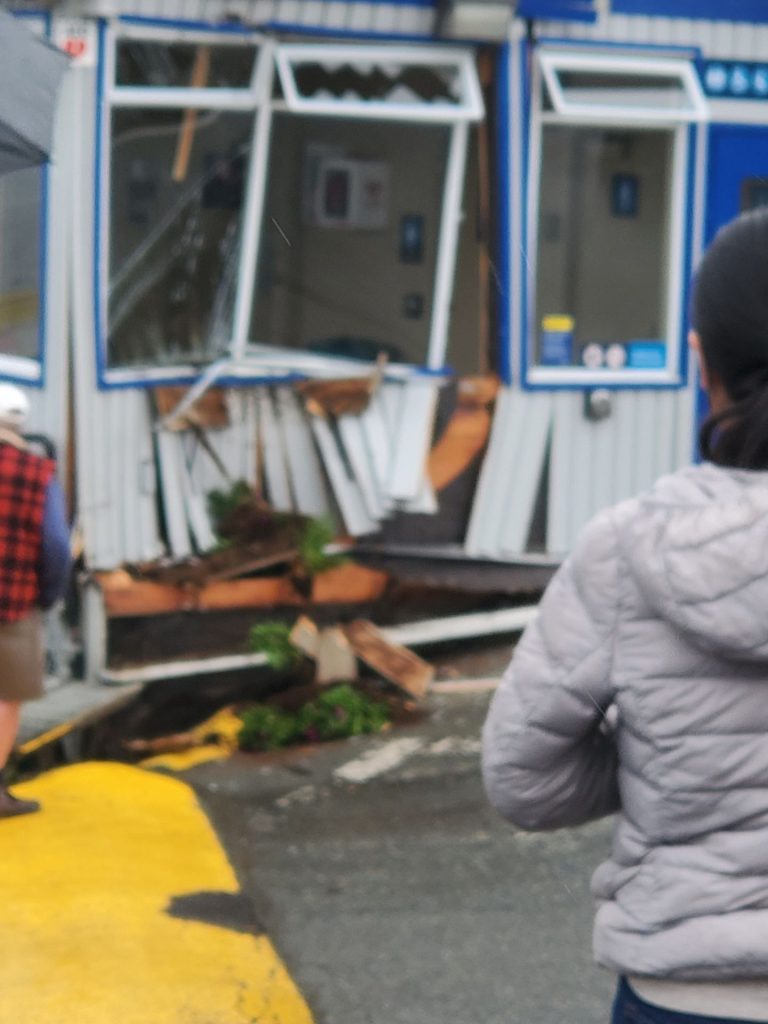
[612,978,765,1024]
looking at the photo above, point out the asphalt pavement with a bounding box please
[189,688,617,1024]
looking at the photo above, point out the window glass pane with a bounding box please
[250,114,450,366]
[288,61,463,108]
[533,124,674,370]
[0,168,41,362]
[116,41,257,89]
[555,68,693,113]
[108,108,253,369]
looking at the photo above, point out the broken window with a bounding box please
[526,48,707,386]
[250,114,452,368]
[99,30,483,384]
[100,26,263,380]
[108,107,253,369]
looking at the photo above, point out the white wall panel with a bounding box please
[56,0,435,35]
[539,11,768,61]
[545,389,694,555]
[71,65,164,570]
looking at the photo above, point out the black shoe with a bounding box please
[0,787,40,818]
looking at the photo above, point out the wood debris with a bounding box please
[153,386,230,432]
[344,619,435,700]
[289,615,320,659]
[296,353,387,418]
[315,627,358,686]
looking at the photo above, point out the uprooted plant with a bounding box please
[238,684,391,751]
[207,480,347,580]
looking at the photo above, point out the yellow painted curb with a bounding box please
[2,762,314,1024]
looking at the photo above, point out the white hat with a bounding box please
[0,383,29,431]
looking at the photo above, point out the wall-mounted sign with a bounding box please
[53,18,98,68]
[540,314,574,366]
[701,60,768,100]
[400,215,424,264]
[612,174,639,218]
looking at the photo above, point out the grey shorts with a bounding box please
[0,611,43,702]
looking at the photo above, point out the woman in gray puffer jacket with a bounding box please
[482,208,768,1023]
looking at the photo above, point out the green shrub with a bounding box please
[247,621,301,671]
[207,479,253,536]
[297,684,389,743]
[238,705,300,751]
[296,517,348,577]
[238,684,390,752]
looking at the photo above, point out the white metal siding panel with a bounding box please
[71,65,164,569]
[57,0,435,35]
[465,388,553,558]
[545,389,693,555]
[537,12,768,61]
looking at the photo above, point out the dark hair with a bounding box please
[693,207,768,469]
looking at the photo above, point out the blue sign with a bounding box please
[627,341,666,370]
[701,59,768,99]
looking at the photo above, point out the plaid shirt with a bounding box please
[0,442,55,622]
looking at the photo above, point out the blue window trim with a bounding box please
[0,9,52,389]
[518,0,597,23]
[518,40,698,393]
[495,44,512,385]
[612,0,768,24]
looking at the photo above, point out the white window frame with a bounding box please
[100,22,267,386]
[525,48,708,389]
[274,43,484,124]
[239,42,484,374]
[0,12,50,386]
[539,50,709,123]
[99,28,484,386]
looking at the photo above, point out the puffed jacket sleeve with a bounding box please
[482,510,621,831]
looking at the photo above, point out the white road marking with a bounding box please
[426,737,482,756]
[334,738,424,784]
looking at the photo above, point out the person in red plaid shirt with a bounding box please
[0,383,70,818]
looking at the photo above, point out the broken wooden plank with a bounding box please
[94,563,389,619]
[344,619,435,700]
[295,354,387,417]
[95,574,300,618]
[428,378,498,492]
[312,564,389,604]
[290,615,320,659]
[154,386,230,432]
[205,548,297,583]
[172,45,211,183]
[316,627,358,686]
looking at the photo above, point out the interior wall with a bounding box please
[252,114,472,367]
